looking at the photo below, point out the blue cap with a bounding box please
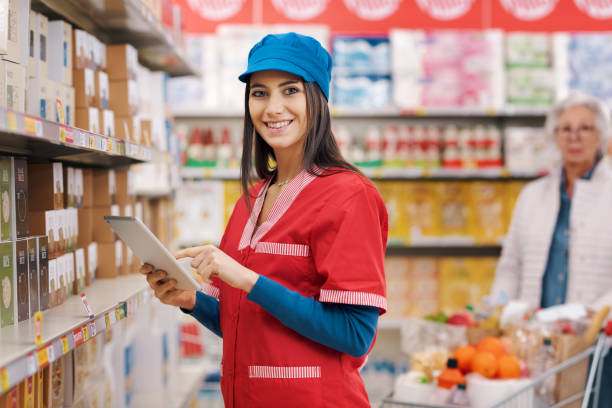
[239,32,333,100]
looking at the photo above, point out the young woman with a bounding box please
[140,33,388,407]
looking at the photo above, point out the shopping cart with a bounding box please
[381,330,611,408]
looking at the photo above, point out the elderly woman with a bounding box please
[491,92,612,407]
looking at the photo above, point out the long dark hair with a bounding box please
[240,80,361,208]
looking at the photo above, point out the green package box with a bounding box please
[0,157,12,241]
[0,241,15,327]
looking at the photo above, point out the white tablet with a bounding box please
[104,216,201,291]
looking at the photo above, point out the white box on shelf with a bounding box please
[5,59,26,113]
[36,12,48,81]
[47,20,73,86]
[102,109,115,138]
[27,9,37,78]
[0,0,7,55]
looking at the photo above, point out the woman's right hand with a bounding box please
[139,264,196,311]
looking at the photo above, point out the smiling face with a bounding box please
[555,105,601,168]
[248,70,308,159]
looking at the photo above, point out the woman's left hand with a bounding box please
[175,245,259,293]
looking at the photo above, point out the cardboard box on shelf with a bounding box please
[37,235,49,311]
[27,237,38,315]
[0,387,18,407]
[64,166,75,207]
[3,0,21,63]
[438,182,471,237]
[0,241,14,327]
[72,29,90,70]
[47,258,57,307]
[96,241,122,278]
[74,168,83,208]
[114,115,140,142]
[13,158,28,239]
[55,254,65,303]
[77,208,92,247]
[5,59,26,112]
[27,10,37,78]
[469,182,506,244]
[73,67,95,108]
[63,84,75,126]
[101,109,115,138]
[141,118,152,146]
[64,252,75,297]
[16,239,28,322]
[95,70,109,109]
[27,75,40,116]
[75,107,100,134]
[40,78,52,120]
[86,241,97,284]
[49,79,63,123]
[82,168,93,207]
[406,182,439,243]
[47,20,72,86]
[109,79,138,116]
[28,162,64,211]
[74,247,85,293]
[93,168,116,206]
[36,12,48,80]
[19,375,35,408]
[0,0,8,55]
[0,157,13,242]
[115,168,131,205]
[106,43,137,81]
[92,204,119,243]
[0,60,5,108]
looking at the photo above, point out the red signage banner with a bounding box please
[491,0,612,31]
[178,0,612,33]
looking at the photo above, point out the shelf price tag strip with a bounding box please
[25,353,37,376]
[6,111,16,131]
[61,335,69,355]
[0,367,9,392]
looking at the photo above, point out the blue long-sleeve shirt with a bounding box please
[182,275,379,358]
[540,162,597,308]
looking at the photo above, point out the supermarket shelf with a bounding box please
[32,0,198,77]
[0,275,151,392]
[131,357,219,408]
[173,107,549,119]
[378,318,405,330]
[386,244,502,257]
[0,108,163,166]
[180,166,540,181]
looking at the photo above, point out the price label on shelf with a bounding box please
[82,325,89,342]
[73,328,84,347]
[59,127,66,142]
[47,343,56,363]
[0,367,8,392]
[7,111,16,131]
[79,131,87,147]
[26,353,37,376]
[24,116,39,136]
[61,336,69,354]
[89,321,97,337]
[105,313,111,328]
[115,307,121,321]
[34,311,43,347]
[89,134,96,149]
[100,137,108,152]
[107,138,113,153]
[37,347,50,368]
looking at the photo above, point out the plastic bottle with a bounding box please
[531,338,556,404]
[447,383,470,406]
[437,358,466,389]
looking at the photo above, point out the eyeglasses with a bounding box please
[555,124,596,139]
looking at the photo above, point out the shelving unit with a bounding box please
[0,275,150,393]
[0,108,164,166]
[131,357,219,408]
[31,0,198,77]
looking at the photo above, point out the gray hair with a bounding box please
[545,92,612,150]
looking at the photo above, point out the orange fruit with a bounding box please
[471,351,498,378]
[453,345,477,373]
[498,354,521,379]
[477,337,507,358]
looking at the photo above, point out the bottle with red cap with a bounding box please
[437,358,466,389]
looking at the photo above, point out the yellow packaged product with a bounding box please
[437,182,471,238]
[405,182,439,243]
[406,258,439,318]
[375,181,408,245]
[504,180,528,230]
[223,180,242,228]
[439,257,481,314]
[469,182,506,244]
